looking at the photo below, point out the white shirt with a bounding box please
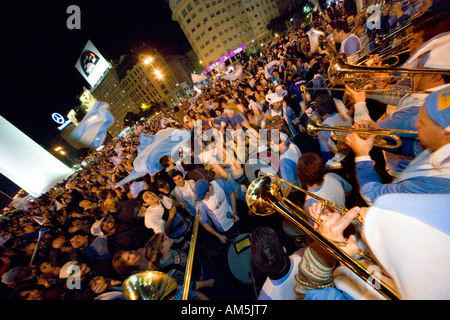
[201,181,234,232]
[175,180,196,209]
[144,203,165,233]
[258,249,305,300]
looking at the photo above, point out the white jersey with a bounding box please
[258,249,304,300]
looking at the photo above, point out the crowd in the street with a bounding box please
[1,0,449,300]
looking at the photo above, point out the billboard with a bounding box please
[0,116,74,197]
[75,40,110,87]
[202,44,246,75]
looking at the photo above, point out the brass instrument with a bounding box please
[121,210,201,300]
[327,54,450,92]
[377,1,411,18]
[306,119,417,149]
[182,209,200,300]
[352,34,412,67]
[246,174,400,300]
[122,271,179,300]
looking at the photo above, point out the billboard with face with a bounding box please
[75,40,110,87]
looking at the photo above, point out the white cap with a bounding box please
[59,261,80,279]
[265,90,287,104]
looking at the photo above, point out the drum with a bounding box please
[265,117,294,140]
[227,233,253,284]
[282,219,307,248]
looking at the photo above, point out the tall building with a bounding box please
[169,0,281,72]
[89,65,141,135]
[73,40,140,137]
[166,53,196,85]
[116,44,181,112]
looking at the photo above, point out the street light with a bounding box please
[154,69,164,80]
[143,56,164,80]
[54,146,77,166]
[144,56,154,65]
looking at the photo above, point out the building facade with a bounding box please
[169,0,282,71]
[89,65,141,136]
[116,44,181,112]
[167,53,196,85]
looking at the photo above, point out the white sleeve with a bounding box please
[353,101,373,122]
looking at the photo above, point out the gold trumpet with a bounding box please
[306,119,417,149]
[246,173,400,300]
[327,54,450,92]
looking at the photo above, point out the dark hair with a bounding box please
[159,155,171,168]
[250,227,286,274]
[297,152,325,187]
[156,179,170,191]
[412,12,450,45]
[314,93,337,117]
[333,19,350,34]
[100,212,117,229]
[169,169,183,180]
[97,189,115,201]
[136,189,151,208]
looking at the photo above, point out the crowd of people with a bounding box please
[1,0,449,300]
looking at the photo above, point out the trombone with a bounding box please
[246,173,400,300]
[306,119,417,149]
[351,35,412,67]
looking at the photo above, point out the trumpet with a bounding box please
[327,54,450,92]
[306,119,417,149]
[246,173,400,300]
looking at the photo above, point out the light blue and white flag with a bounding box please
[109,155,123,167]
[32,216,47,226]
[191,73,207,83]
[222,65,244,81]
[190,85,202,102]
[114,128,191,188]
[307,29,325,54]
[264,60,281,79]
[70,101,114,148]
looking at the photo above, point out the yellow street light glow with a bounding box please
[144,57,154,65]
[54,146,62,152]
[154,69,163,79]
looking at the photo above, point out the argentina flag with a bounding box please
[70,101,114,148]
[191,73,207,83]
[264,60,281,79]
[114,128,191,188]
[222,65,244,81]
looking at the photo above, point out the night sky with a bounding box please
[0,0,192,197]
